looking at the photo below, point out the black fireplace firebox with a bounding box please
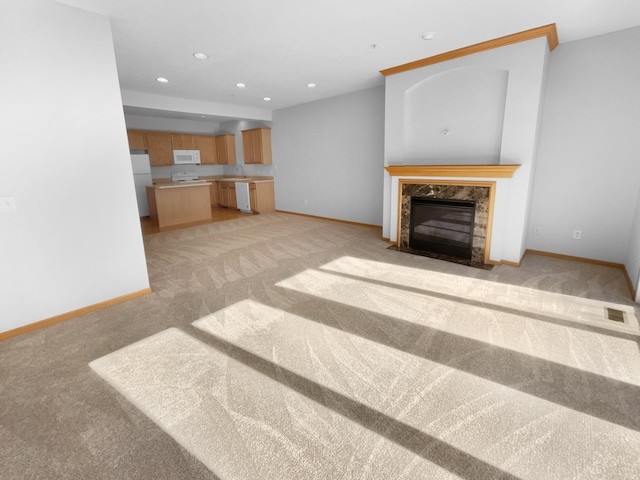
[409,197,476,260]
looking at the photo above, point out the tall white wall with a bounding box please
[0,0,150,333]
[272,86,385,226]
[528,27,640,265]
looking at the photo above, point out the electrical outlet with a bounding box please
[533,225,541,234]
[0,196,17,213]
[573,230,582,240]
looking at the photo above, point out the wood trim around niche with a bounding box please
[381,23,558,76]
[385,164,520,178]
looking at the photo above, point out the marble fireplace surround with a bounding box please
[400,181,493,265]
[386,164,520,265]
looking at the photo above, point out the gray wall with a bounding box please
[528,27,640,276]
[272,86,385,226]
[0,0,150,333]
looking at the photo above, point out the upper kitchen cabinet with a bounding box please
[173,134,217,164]
[215,134,236,165]
[127,130,148,150]
[171,134,197,150]
[194,135,217,164]
[242,127,272,164]
[146,132,174,166]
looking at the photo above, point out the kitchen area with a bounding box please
[128,121,275,233]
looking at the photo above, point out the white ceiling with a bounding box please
[56,0,640,118]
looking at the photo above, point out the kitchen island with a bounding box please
[146,181,213,228]
[150,175,276,215]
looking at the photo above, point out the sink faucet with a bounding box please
[236,165,244,178]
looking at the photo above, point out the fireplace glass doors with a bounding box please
[409,197,475,260]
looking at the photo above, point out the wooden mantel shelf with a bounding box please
[385,164,521,178]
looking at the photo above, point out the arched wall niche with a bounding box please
[403,67,509,165]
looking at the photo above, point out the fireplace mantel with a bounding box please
[385,164,521,178]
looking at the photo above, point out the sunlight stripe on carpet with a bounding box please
[320,256,640,333]
[89,328,468,479]
[193,299,640,479]
[275,265,640,381]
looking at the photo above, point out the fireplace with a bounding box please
[386,165,520,266]
[398,181,494,266]
[409,197,475,259]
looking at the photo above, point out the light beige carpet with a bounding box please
[90,250,640,479]
[94,327,512,479]
[4,212,640,479]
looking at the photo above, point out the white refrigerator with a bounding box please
[131,153,153,217]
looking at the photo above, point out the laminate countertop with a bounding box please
[148,181,212,189]
[152,176,274,185]
[203,176,274,184]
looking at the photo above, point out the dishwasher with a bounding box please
[235,182,252,213]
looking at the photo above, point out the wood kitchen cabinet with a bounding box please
[217,181,228,207]
[216,179,274,213]
[242,127,272,164]
[171,134,197,150]
[195,135,217,164]
[127,129,219,165]
[217,181,237,208]
[249,182,275,213]
[215,134,236,165]
[229,183,237,209]
[216,182,224,206]
[146,183,212,228]
[146,132,174,166]
[209,181,219,206]
[172,134,217,164]
[127,130,148,150]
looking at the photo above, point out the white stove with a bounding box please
[171,171,206,183]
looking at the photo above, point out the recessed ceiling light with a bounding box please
[193,52,208,60]
[307,83,317,88]
[263,97,271,101]
[236,82,246,88]
[419,32,436,41]
[156,77,169,83]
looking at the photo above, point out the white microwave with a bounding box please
[173,149,201,165]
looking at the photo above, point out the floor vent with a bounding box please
[606,307,625,323]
